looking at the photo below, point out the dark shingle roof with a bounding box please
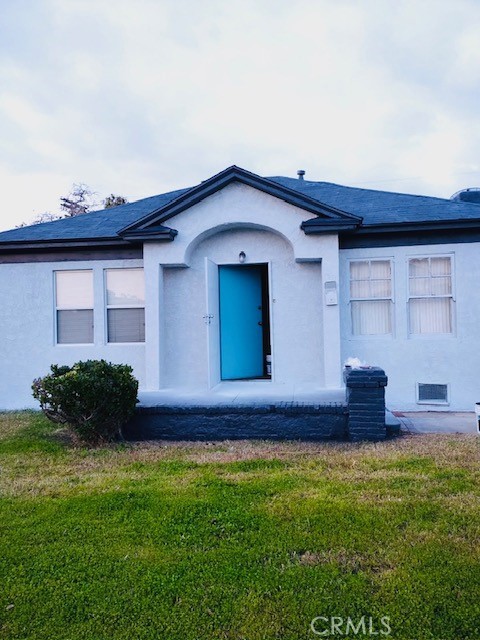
[2,170,480,246]
[268,177,480,226]
[0,187,189,243]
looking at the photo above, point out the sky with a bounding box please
[1,0,480,230]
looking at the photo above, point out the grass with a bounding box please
[0,412,479,639]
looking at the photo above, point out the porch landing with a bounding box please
[137,381,346,407]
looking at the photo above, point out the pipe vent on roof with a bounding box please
[297,169,305,180]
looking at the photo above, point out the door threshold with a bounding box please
[221,376,271,382]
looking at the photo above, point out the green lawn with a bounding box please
[1,412,479,640]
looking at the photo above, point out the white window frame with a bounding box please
[54,269,94,345]
[104,268,145,344]
[348,258,394,338]
[407,254,455,337]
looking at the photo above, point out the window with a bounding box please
[105,268,145,343]
[349,260,392,335]
[408,256,453,335]
[55,270,94,344]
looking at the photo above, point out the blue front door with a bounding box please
[219,265,264,380]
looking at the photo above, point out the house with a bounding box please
[1,165,479,414]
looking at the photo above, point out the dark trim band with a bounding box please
[0,246,143,264]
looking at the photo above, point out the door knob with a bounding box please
[258,321,263,326]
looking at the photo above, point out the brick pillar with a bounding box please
[345,366,388,441]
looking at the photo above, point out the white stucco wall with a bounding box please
[162,227,324,388]
[340,242,480,411]
[0,259,145,410]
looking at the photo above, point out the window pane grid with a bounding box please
[350,260,393,336]
[350,260,391,300]
[408,256,453,335]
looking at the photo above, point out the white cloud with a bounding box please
[1,0,480,230]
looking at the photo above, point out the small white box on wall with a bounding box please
[324,281,338,306]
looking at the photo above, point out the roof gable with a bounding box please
[119,165,362,240]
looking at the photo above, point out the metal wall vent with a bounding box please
[417,383,448,404]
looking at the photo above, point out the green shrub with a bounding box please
[32,360,138,445]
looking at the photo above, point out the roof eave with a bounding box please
[349,218,480,235]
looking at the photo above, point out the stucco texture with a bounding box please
[162,227,324,389]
